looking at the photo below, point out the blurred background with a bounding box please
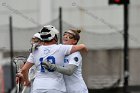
[0,0,140,93]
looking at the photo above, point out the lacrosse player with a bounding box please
[19,25,87,93]
[16,32,42,93]
[42,29,88,93]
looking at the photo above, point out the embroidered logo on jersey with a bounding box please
[74,57,78,62]
[44,48,50,55]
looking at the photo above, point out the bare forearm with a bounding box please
[20,62,33,85]
[71,44,88,54]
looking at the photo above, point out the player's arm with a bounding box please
[42,62,76,76]
[70,44,88,54]
[20,62,34,86]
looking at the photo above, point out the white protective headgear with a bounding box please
[32,32,41,40]
[40,25,59,41]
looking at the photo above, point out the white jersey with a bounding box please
[28,65,37,81]
[28,53,37,81]
[64,52,88,93]
[27,44,73,92]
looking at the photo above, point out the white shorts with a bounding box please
[33,89,65,93]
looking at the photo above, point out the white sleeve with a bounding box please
[27,53,34,63]
[42,62,76,76]
[68,52,82,66]
[60,44,73,55]
[55,64,77,76]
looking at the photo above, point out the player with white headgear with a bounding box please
[29,32,42,53]
[40,25,59,42]
[42,29,88,93]
[17,32,42,93]
[18,25,87,93]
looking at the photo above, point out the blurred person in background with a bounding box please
[23,32,42,93]
[42,29,88,93]
[18,25,87,93]
[16,32,42,93]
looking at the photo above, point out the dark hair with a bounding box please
[65,29,81,44]
[70,29,81,40]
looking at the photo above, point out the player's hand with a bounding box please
[23,80,31,86]
[42,62,51,70]
[16,77,19,84]
[42,62,56,70]
[16,72,24,84]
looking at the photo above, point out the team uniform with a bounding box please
[21,53,36,93]
[64,52,88,93]
[21,33,41,93]
[27,44,73,93]
[27,53,37,93]
[28,60,37,82]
